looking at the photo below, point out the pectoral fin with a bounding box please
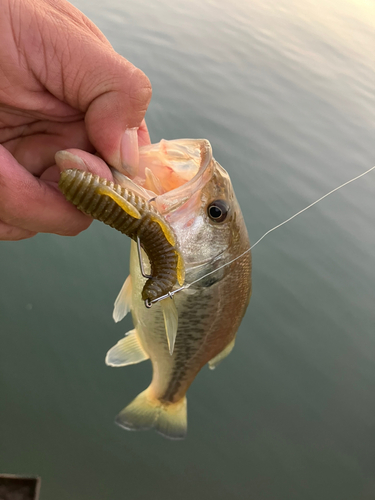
[105,329,149,367]
[161,298,178,355]
[113,275,132,323]
[208,337,235,370]
[95,185,141,219]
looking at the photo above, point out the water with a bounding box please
[1,0,374,498]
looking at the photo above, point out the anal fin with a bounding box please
[208,337,235,370]
[113,275,132,323]
[105,329,149,367]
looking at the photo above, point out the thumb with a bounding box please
[22,0,152,170]
[84,64,152,172]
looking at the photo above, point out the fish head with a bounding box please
[137,139,250,277]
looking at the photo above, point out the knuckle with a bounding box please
[128,68,152,110]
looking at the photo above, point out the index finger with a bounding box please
[0,146,92,236]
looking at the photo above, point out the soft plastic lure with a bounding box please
[59,168,185,302]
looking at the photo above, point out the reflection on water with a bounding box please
[0,0,374,499]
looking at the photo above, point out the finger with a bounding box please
[85,65,152,172]
[55,150,114,181]
[5,119,94,176]
[0,146,92,236]
[20,1,152,170]
[39,165,62,183]
[9,117,148,179]
[0,220,36,241]
[138,119,151,147]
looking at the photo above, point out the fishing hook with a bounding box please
[137,235,153,279]
[137,235,183,308]
[144,288,184,308]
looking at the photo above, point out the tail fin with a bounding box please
[115,388,187,440]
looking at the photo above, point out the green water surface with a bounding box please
[1,0,374,498]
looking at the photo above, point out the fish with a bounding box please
[105,139,252,439]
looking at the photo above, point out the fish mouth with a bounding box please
[186,245,226,268]
[137,139,215,216]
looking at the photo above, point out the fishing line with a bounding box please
[147,165,375,305]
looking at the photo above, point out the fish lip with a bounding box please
[183,246,232,284]
[185,247,227,269]
[151,139,214,215]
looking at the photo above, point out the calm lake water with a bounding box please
[1,0,374,498]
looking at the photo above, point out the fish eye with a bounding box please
[207,200,229,223]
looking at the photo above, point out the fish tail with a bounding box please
[115,388,187,440]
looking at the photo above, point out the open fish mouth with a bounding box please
[132,139,215,216]
[124,138,239,271]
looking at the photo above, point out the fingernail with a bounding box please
[120,128,139,177]
[55,150,86,169]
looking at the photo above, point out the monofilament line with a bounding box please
[182,165,375,291]
[147,165,375,305]
[249,164,375,251]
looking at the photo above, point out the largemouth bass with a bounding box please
[105,139,252,439]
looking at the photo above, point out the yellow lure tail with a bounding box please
[95,185,141,219]
[176,252,185,286]
[149,214,176,246]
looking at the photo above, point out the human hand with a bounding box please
[0,0,152,240]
